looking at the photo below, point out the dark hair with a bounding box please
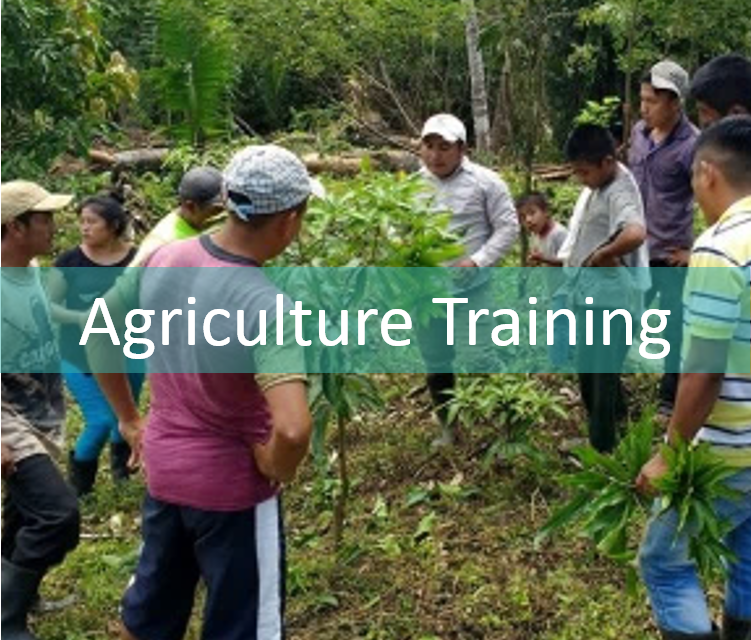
[516,192,549,213]
[695,115,751,189]
[78,193,130,238]
[564,124,616,163]
[690,54,751,115]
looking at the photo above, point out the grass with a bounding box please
[26,372,712,640]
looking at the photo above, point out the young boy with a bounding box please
[637,116,751,640]
[87,145,314,640]
[130,165,224,266]
[520,192,567,270]
[518,192,570,367]
[562,124,649,453]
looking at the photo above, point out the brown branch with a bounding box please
[343,110,419,155]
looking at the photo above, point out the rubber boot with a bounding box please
[109,441,132,483]
[723,614,751,640]
[68,450,98,497]
[426,373,456,447]
[1,558,42,640]
[660,625,720,639]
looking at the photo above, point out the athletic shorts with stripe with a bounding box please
[121,493,285,640]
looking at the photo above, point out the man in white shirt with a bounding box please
[417,114,519,445]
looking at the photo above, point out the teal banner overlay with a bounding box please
[1,266,749,374]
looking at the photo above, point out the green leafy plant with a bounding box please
[654,440,741,579]
[272,173,464,549]
[147,0,237,144]
[283,171,464,268]
[574,96,622,128]
[536,411,740,587]
[447,375,566,469]
[309,373,383,549]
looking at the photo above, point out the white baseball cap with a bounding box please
[650,60,690,100]
[421,114,467,144]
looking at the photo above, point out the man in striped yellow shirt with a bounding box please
[637,116,751,640]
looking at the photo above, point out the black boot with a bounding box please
[109,441,132,483]
[426,373,456,446]
[1,558,42,640]
[723,613,751,640]
[660,625,720,639]
[68,450,98,497]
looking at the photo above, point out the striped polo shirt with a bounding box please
[683,196,751,467]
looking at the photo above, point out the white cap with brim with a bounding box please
[421,114,467,143]
[1,181,73,225]
[650,60,690,100]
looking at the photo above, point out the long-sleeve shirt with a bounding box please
[419,158,519,267]
[628,115,698,260]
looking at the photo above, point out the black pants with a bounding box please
[2,454,80,572]
[576,307,630,453]
[646,262,687,406]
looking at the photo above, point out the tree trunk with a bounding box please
[490,48,513,153]
[622,0,640,146]
[463,0,491,153]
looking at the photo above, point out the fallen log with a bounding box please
[88,147,170,173]
[302,150,419,176]
[532,163,573,181]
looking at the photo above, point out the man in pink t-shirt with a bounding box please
[89,145,314,640]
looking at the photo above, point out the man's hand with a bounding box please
[2,443,15,479]
[636,451,669,495]
[252,442,281,485]
[666,247,690,267]
[585,247,620,267]
[253,380,311,484]
[118,416,146,471]
[454,258,478,268]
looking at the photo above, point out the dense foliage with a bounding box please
[3,0,750,177]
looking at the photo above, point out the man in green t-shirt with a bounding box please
[131,166,224,266]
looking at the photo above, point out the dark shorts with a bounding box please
[122,493,285,640]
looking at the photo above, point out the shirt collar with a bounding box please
[721,195,751,222]
[639,113,694,144]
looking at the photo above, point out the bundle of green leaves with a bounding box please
[535,411,740,585]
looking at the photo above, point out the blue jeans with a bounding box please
[62,360,145,462]
[639,467,751,633]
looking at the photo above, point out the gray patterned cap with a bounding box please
[223,145,312,219]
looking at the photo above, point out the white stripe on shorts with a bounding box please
[255,496,283,640]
